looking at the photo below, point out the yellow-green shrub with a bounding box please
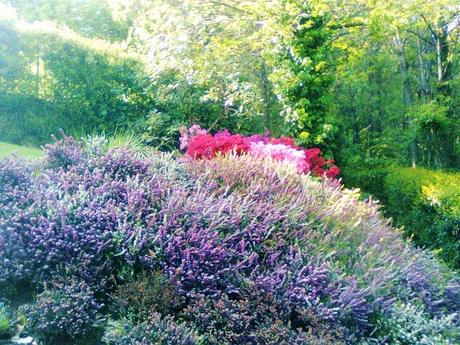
[343,166,460,269]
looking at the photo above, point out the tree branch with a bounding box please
[327,22,365,30]
[420,14,437,37]
[406,29,435,45]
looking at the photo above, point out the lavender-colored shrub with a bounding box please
[0,136,458,343]
[23,280,102,342]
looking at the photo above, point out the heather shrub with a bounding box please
[0,157,33,210]
[43,132,85,170]
[102,313,201,345]
[0,171,119,289]
[23,281,102,343]
[254,251,371,331]
[180,289,346,344]
[0,134,459,343]
[110,271,185,323]
[185,156,459,315]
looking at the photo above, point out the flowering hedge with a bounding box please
[0,134,458,344]
[180,125,340,178]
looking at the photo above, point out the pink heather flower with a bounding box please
[246,133,270,144]
[213,133,250,155]
[269,137,296,147]
[325,165,340,178]
[186,131,250,159]
[186,133,216,159]
[214,129,232,139]
[179,126,189,150]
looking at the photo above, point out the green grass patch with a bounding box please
[0,142,43,159]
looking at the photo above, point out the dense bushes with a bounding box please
[343,165,460,269]
[0,18,155,145]
[0,135,459,344]
[0,302,13,339]
[375,302,458,345]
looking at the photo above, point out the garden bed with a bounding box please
[0,134,458,344]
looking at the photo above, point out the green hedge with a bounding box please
[343,165,460,269]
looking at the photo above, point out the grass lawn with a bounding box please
[0,142,43,159]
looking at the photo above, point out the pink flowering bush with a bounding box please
[180,125,340,178]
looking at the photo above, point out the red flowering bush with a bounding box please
[186,133,216,159]
[180,125,340,178]
[213,130,250,155]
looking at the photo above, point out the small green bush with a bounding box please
[110,271,185,323]
[0,303,13,339]
[343,165,460,268]
[375,302,458,345]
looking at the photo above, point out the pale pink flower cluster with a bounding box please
[249,141,310,173]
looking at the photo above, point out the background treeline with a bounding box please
[334,0,460,171]
[0,0,459,267]
[1,0,459,167]
[0,8,153,145]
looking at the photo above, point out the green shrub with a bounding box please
[0,303,13,339]
[110,271,185,323]
[0,19,155,146]
[343,165,460,268]
[341,163,389,200]
[375,302,458,345]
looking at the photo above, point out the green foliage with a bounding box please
[113,0,338,142]
[4,0,129,41]
[343,165,460,268]
[104,130,147,153]
[271,3,334,147]
[373,303,458,345]
[408,102,458,168]
[0,17,155,145]
[0,303,13,339]
[331,0,460,170]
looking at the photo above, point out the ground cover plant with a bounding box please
[0,133,459,344]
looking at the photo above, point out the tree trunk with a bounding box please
[394,31,412,116]
[258,62,272,132]
[36,54,40,97]
[394,30,416,167]
[416,35,428,102]
[435,22,452,103]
